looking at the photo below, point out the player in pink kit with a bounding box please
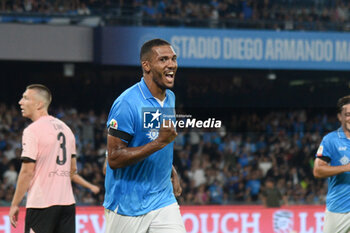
[9,84,76,233]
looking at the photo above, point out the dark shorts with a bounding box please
[25,204,75,233]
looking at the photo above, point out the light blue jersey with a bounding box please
[104,78,177,216]
[316,127,350,213]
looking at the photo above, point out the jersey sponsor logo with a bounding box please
[273,210,294,233]
[338,146,347,151]
[109,119,118,130]
[48,169,71,177]
[316,145,323,156]
[340,155,349,165]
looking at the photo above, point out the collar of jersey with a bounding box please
[337,127,347,139]
[138,77,154,100]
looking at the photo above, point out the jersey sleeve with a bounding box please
[315,136,331,163]
[107,99,135,143]
[21,127,38,162]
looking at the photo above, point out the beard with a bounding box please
[152,71,172,90]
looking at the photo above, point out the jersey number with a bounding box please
[56,132,67,165]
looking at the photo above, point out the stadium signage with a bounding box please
[171,36,337,62]
[182,211,324,233]
[0,206,325,233]
[96,26,350,70]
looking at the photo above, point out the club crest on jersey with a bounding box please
[340,155,349,165]
[146,129,159,141]
[109,119,118,130]
[316,145,323,156]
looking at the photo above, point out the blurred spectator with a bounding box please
[77,2,91,15]
[258,156,272,177]
[3,164,17,188]
[187,158,206,187]
[143,0,156,18]
[208,180,224,204]
[245,171,262,202]
[194,184,209,205]
[261,178,288,207]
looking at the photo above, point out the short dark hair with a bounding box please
[27,84,52,107]
[140,38,171,61]
[337,95,350,113]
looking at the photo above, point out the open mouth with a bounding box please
[165,71,175,81]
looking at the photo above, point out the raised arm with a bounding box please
[108,120,177,169]
[313,157,350,178]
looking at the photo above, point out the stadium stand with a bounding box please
[0,0,349,30]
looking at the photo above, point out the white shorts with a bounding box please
[323,209,350,233]
[105,203,186,233]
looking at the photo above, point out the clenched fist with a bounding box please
[156,119,177,145]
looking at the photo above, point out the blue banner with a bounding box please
[95,26,350,70]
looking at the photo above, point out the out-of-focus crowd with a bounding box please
[1,0,349,30]
[174,109,337,205]
[0,101,337,206]
[0,0,92,15]
[137,0,350,30]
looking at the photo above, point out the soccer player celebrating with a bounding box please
[314,95,350,233]
[104,39,185,233]
[9,84,77,233]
